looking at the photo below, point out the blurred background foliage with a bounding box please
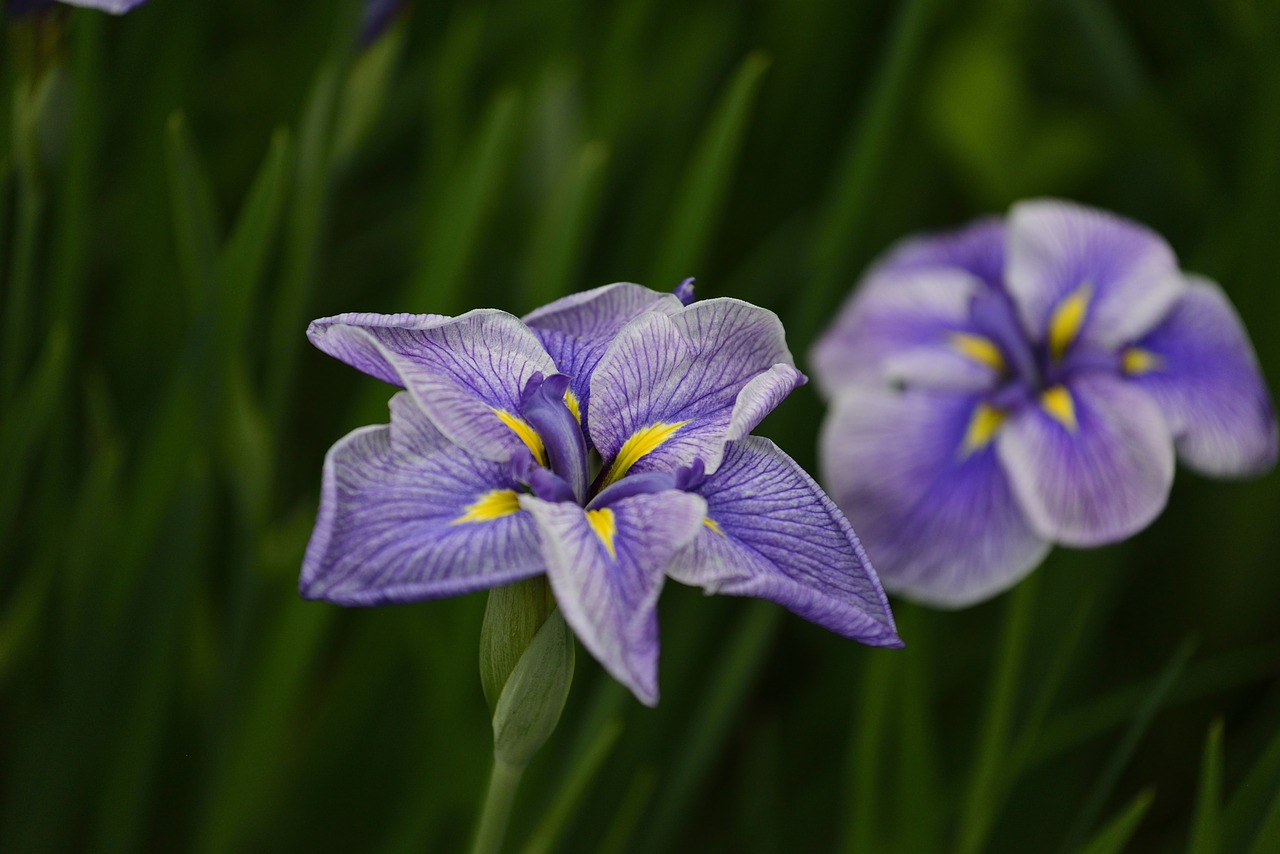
[2,0,1279,851]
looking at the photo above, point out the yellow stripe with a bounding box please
[492,408,546,465]
[1121,347,1162,376]
[452,489,521,524]
[564,389,582,423]
[1048,283,1092,361]
[1040,385,1078,432]
[586,508,617,559]
[703,517,725,536]
[603,421,690,486]
[950,333,1005,372]
[961,403,1006,456]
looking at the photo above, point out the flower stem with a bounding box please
[471,756,525,854]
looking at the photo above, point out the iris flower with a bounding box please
[302,283,900,705]
[6,0,146,14]
[811,199,1277,608]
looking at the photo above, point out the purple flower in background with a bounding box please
[302,283,900,705]
[360,0,403,46]
[6,0,146,14]
[811,199,1277,608]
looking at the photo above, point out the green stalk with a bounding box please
[471,758,527,854]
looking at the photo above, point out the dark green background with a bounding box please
[2,0,1278,851]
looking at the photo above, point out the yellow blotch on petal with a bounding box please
[1048,283,1093,361]
[961,403,1006,456]
[703,517,725,536]
[492,408,547,465]
[950,333,1005,372]
[564,390,582,423]
[586,508,618,559]
[452,489,521,525]
[1122,347,1162,376]
[603,421,690,486]
[1041,385,1078,432]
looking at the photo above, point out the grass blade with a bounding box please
[1187,720,1224,854]
[647,51,771,289]
[1074,788,1156,854]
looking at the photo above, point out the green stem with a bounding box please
[471,757,526,854]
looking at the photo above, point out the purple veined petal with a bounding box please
[819,384,1051,608]
[1005,199,1185,352]
[666,437,901,645]
[519,490,707,706]
[589,299,804,478]
[523,283,685,433]
[1126,275,1278,477]
[301,394,545,605]
[308,310,558,462]
[998,372,1175,547]
[56,0,147,12]
[875,215,1007,292]
[809,266,1004,398]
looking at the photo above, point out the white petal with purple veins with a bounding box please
[1129,276,1278,477]
[590,299,801,477]
[998,373,1174,547]
[809,267,1002,398]
[520,490,706,706]
[523,283,685,434]
[667,437,900,644]
[820,385,1051,608]
[308,310,558,461]
[1006,199,1185,350]
[301,394,545,605]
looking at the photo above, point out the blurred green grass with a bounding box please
[2,0,1280,851]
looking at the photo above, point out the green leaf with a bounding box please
[647,51,771,289]
[1187,720,1224,854]
[520,718,624,854]
[956,576,1039,854]
[164,111,223,310]
[1060,638,1196,851]
[1248,783,1280,854]
[492,609,576,768]
[1074,788,1155,854]
[841,649,895,853]
[522,140,610,309]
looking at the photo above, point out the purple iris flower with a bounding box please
[302,282,901,705]
[811,199,1278,608]
[6,0,146,14]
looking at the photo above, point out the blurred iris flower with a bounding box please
[812,199,1278,608]
[6,0,146,14]
[302,283,900,705]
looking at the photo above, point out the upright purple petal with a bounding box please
[810,266,1002,397]
[820,385,1051,608]
[589,299,803,477]
[308,310,558,461]
[520,490,707,706]
[522,282,685,432]
[997,373,1174,547]
[876,216,1007,291]
[1005,199,1185,350]
[1127,276,1278,477]
[301,394,545,605]
[666,437,900,645]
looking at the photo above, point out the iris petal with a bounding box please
[521,490,707,706]
[820,385,1050,608]
[1128,276,1278,477]
[998,373,1174,547]
[667,437,900,645]
[301,394,544,605]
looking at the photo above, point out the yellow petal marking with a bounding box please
[961,403,1006,456]
[1041,385,1078,432]
[1048,282,1093,362]
[452,489,521,525]
[950,333,1005,372]
[703,517,725,536]
[603,421,690,486]
[491,408,546,465]
[1121,347,1162,376]
[564,389,582,423]
[586,508,617,559]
